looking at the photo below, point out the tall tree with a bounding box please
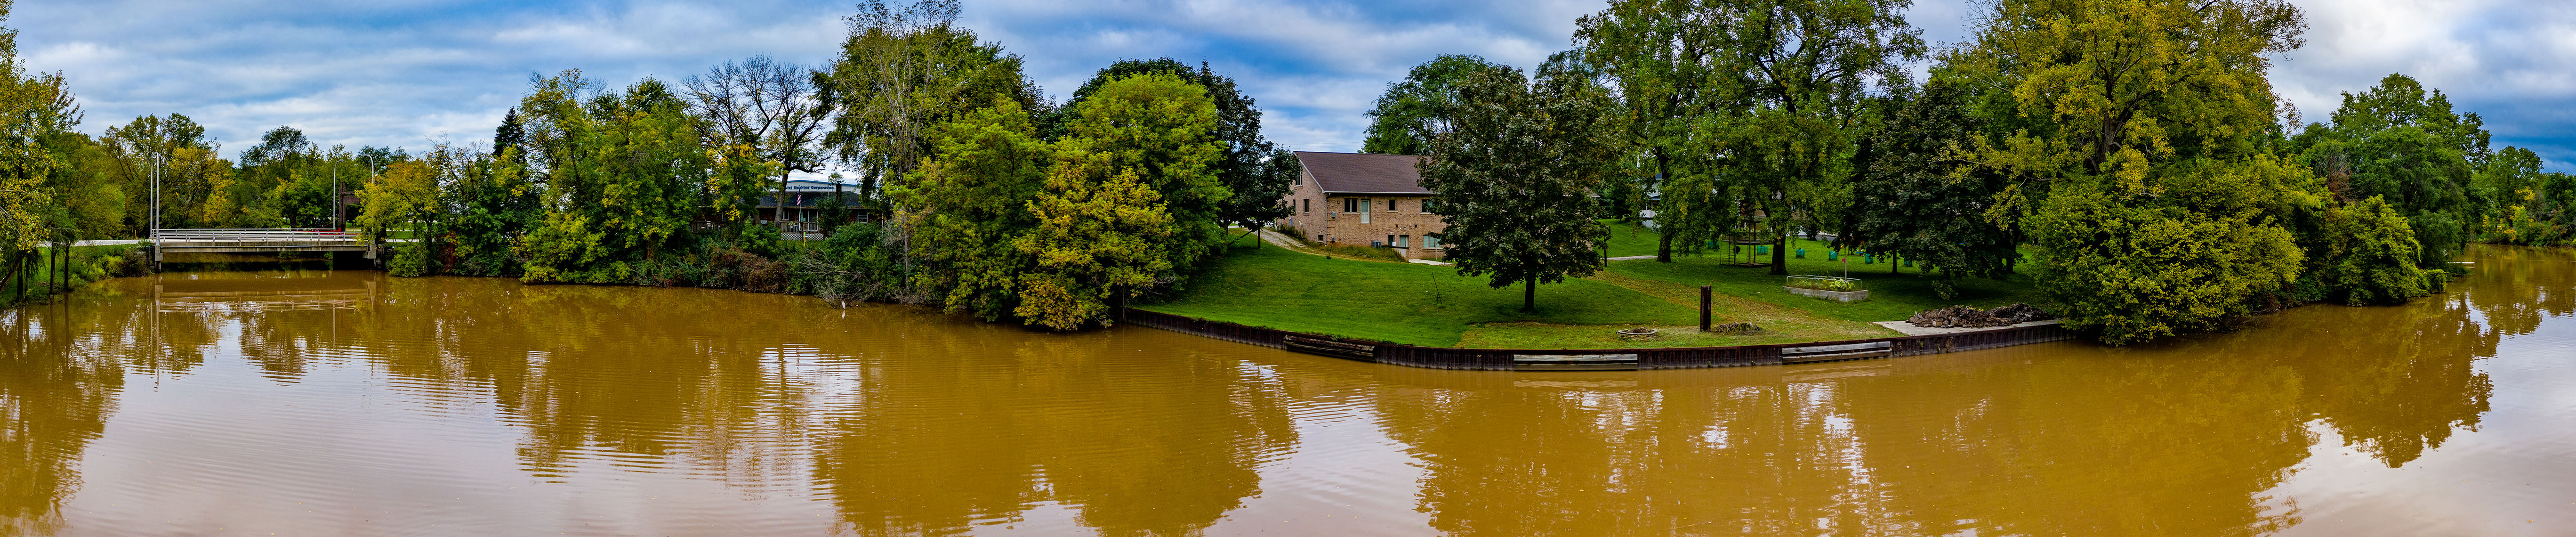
[2293,73,2493,266]
[1843,80,2019,284]
[1952,0,2314,344]
[684,55,827,240]
[898,98,1054,318]
[817,0,1038,205]
[1051,58,1292,243]
[1576,0,1723,262]
[1360,55,1501,155]
[0,0,79,296]
[1055,73,1229,276]
[1686,0,1924,276]
[1419,61,1621,312]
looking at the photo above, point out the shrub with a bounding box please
[388,241,433,277]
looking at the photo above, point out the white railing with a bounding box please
[153,228,365,243]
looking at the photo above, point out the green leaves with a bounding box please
[515,75,719,282]
[1418,64,1618,312]
[903,73,1226,329]
[2027,165,2305,345]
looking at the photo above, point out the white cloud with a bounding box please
[14,0,2568,168]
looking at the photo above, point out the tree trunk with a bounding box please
[1769,234,1788,276]
[828,179,845,238]
[1522,275,1537,312]
[778,170,793,240]
[3,250,21,302]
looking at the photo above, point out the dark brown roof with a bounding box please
[1296,151,1431,194]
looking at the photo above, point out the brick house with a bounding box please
[1274,151,1448,260]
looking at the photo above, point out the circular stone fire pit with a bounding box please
[1617,327,1661,341]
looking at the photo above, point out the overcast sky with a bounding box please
[17,0,2576,170]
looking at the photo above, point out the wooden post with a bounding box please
[1699,285,1712,332]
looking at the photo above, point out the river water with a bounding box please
[0,244,2570,536]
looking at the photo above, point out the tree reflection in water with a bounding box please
[1347,246,2528,536]
[0,299,126,536]
[0,244,2551,536]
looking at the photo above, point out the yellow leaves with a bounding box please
[355,160,439,240]
[1008,161,1175,331]
[1964,0,2303,177]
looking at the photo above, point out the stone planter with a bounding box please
[1786,286,1869,302]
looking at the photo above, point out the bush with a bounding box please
[2316,196,2436,305]
[388,241,433,277]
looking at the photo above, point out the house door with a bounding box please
[1360,199,1372,224]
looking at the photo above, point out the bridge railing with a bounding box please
[153,228,365,243]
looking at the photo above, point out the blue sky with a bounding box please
[17,0,2576,170]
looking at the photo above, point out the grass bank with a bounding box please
[1144,227,2051,350]
[1607,237,2049,322]
[1143,234,1699,347]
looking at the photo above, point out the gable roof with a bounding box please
[1296,151,1432,195]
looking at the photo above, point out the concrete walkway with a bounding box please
[1872,319,2061,336]
[1606,255,1658,261]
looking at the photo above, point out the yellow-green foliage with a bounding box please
[900,73,1223,329]
[355,160,441,240]
[897,99,1054,319]
[1013,160,1174,330]
[2027,159,2309,345]
[1956,0,2312,344]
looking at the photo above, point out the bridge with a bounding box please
[150,228,378,262]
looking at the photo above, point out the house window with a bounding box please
[1343,197,1357,213]
[1388,198,1400,212]
[1424,235,1441,249]
[1398,234,1409,248]
[1303,198,1310,213]
[1422,199,1438,213]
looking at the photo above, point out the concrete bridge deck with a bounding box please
[151,229,378,261]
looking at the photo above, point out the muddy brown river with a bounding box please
[1,244,2571,536]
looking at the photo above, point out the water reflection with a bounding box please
[0,300,124,535]
[0,245,2557,535]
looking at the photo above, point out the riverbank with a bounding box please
[1,243,150,307]
[1138,228,2049,349]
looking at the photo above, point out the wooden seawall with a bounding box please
[1119,309,2078,371]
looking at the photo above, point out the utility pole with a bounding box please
[332,159,340,230]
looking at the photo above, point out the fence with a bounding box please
[1119,308,2078,372]
[153,228,364,243]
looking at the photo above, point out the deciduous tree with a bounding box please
[1951,0,2313,343]
[1361,55,1499,155]
[1419,62,1620,312]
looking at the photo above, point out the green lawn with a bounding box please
[1143,234,1699,347]
[1602,220,1662,257]
[1608,237,2049,322]
[1146,228,2049,349]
